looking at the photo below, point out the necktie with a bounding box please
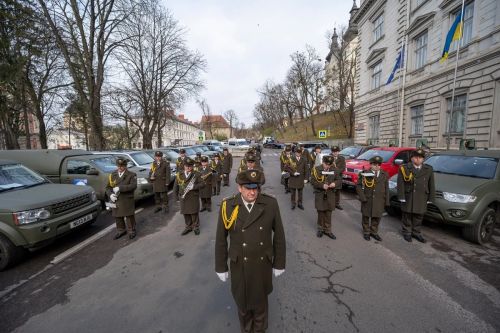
[247,203,253,211]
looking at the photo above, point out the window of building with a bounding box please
[415,0,426,7]
[410,105,424,135]
[450,2,474,51]
[414,32,428,69]
[446,94,467,133]
[67,160,91,175]
[371,62,382,89]
[373,14,384,42]
[132,142,137,149]
[368,114,380,139]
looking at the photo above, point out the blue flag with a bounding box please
[386,46,404,85]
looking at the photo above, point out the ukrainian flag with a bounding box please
[441,11,463,62]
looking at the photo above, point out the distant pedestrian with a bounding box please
[149,151,171,213]
[222,148,233,186]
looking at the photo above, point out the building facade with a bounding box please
[200,115,231,140]
[353,0,500,149]
[47,129,87,150]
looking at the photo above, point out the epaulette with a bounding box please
[222,194,237,202]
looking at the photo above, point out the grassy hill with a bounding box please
[267,112,350,142]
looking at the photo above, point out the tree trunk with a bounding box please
[310,117,317,138]
[22,94,31,149]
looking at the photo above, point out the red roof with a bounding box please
[201,115,230,128]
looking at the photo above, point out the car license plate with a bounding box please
[69,214,93,229]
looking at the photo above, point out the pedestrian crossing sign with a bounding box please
[318,130,327,139]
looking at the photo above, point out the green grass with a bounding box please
[275,112,350,141]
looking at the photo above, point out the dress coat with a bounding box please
[215,193,286,311]
[397,163,435,214]
[176,156,187,170]
[288,155,308,189]
[174,171,203,214]
[105,169,137,217]
[148,160,171,193]
[310,165,342,211]
[332,155,346,175]
[198,166,213,199]
[221,153,233,174]
[211,160,223,183]
[356,170,390,218]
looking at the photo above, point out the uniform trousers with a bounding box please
[362,216,381,235]
[201,197,212,209]
[335,189,341,206]
[402,212,424,236]
[213,180,221,195]
[317,210,332,233]
[154,191,169,210]
[184,213,200,231]
[290,188,303,205]
[223,173,230,186]
[115,215,136,233]
[238,297,268,333]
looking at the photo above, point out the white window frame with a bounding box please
[371,62,382,90]
[373,14,384,42]
[410,105,424,135]
[414,31,428,69]
[446,94,467,133]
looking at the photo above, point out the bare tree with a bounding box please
[198,99,214,139]
[223,109,238,138]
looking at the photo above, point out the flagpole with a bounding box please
[398,0,411,147]
[395,37,405,142]
[446,0,466,150]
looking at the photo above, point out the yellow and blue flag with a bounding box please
[441,11,463,62]
[386,46,404,85]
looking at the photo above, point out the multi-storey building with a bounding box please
[353,0,500,149]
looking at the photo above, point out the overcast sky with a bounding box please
[165,0,353,126]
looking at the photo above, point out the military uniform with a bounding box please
[309,146,323,172]
[222,149,233,186]
[176,150,188,170]
[397,149,435,242]
[149,151,171,213]
[279,148,293,193]
[331,146,346,210]
[356,156,389,241]
[106,159,138,239]
[310,155,342,239]
[288,150,308,209]
[238,153,265,185]
[174,158,204,235]
[198,157,213,212]
[215,170,286,333]
[211,155,223,195]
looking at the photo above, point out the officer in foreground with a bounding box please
[215,169,286,333]
[397,149,435,243]
[149,151,171,213]
[310,155,342,239]
[356,156,389,241]
[106,158,138,240]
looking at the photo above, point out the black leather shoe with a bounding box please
[335,205,343,210]
[316,230,323,238]
[363,234,370,241]
[181,229,192,236]
[194,229,200,235]
[297,204,304,210]
[371,234,382,241]
[113,231,127,240]
[324,232,336,240]
[412,234,427,243]
[403,235,412,242]
[291,204,296,210]
[200,208,207,212]
[154,207,162,213]
[129,231,136,239]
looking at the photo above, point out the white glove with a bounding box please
[294,172,300,176]
[110,193,117,202]
[113,186,120,194]
[304,180,308,184]
[400,199,406,203]
[273,269,285,277]
[281,171,286,175]
[217,272,228,282]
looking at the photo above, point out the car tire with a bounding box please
[386,205,400,217]
[462,207,496,245]
[0,234,26,271]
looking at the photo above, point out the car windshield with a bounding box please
[199,146,209,151]
[425,155,498,179]
[340,147,362,157]
[0,164,47,191]
[357,149,394,162]
[183,148,197,155]
[129,152,154,166]
[191,147,204,153]
[90,156,117,173]
[164,150,180,161]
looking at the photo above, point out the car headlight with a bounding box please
[389,180,397,189]
[137,177,149,185]
[13,208,51,225]
[443,192,476,203]
[91,191,98,202]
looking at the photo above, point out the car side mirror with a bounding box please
[86,168,99,176]
[394,159,403,165]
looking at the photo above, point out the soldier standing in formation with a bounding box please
[330,146,346,210]
[222,147,233,187]
[194,151,202,170]
[238,152,265,185]
[215,169,286,333]
[280,145,293,194]
[149,151,171,213]
[199,156,213,212]
[356,156,389,241]
[211,153,223,196]
[397,149,435,243]
[309,145,323,172]
[310,155,342,239]
[288,147,307,210]
[176,149,188,170]
[106,158,138,240]
[174,157,203,236]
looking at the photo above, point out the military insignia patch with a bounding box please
[250,171,257,179]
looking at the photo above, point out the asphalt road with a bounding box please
[0,148,499,333]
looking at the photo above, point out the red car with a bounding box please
[342,147,416,187]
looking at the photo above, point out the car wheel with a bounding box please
[462,207,496,245]
[386,205,400,217]
[0,234,26,271]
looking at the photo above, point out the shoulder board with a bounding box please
[222,194,237,202]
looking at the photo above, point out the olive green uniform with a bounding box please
[174,171,203,231]
[288,155,308,207]
[280,151,293,193]
[332,155,346,207]
[211,159,223,195]
[397,163,435,236]
[215,193,286,333]
[356,170,390,236]
[148,160,171,212]
[106,170,137,234]
[198,165,213,211]
[310,165,342,233]
[222,153,233,186]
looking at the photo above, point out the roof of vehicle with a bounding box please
[370,146,416,152]
[429,149,500,158]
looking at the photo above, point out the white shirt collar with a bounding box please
[241,197,255,213]
[118,171,125,178]
[185,171,191,178]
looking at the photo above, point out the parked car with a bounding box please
[93,150,154,168]
[387,150,500,244]
[143,149,177,184]
[0,150,154,203]
[0,159,101,270]
[340,145,378,160]
[202,140,223,152]
[297,141,329,152]
[228,138,250,149]
[263,141,285,149]
[342,147,416,187]
[191,145,218,157]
